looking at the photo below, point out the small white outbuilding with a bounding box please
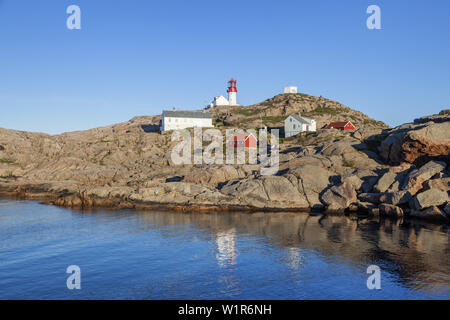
[284,114,316,138]
[209,96,229,108]
[284,86,298,94]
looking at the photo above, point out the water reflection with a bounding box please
[130,210,449,296]
[215,228,237,268]
[285,247,303,270]
[1,200,449,299]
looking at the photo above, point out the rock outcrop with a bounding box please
[211,93,388,130]
[321,182,357,212]
[0,107,448,223]
[401,161,447,195]
[380,112,450,166]
[410,189,448,210]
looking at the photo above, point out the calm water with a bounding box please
[0,199,449,300]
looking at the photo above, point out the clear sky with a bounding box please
[0,0,449,134]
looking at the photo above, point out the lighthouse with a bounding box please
[207,78,240,108]
[227,78,238,106]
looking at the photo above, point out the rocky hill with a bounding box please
[0,99,448,223]
[210,93,388,129]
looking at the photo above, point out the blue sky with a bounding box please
[0,0,449,134]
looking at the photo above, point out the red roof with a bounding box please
[327,122,348,127]
[231,133,257,141]
[326,121,355,129]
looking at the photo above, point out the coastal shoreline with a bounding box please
[1,101,448,224]
[1,186,448,226]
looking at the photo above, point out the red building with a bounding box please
[228,133,258,148]
[326,121,356,130]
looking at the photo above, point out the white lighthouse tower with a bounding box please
[227,78,238,106]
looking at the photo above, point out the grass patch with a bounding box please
[0,158,17,165]
[363,119,386,127]
[231,115,285,127]
[235,109,263,117]
[311,106,340,116]
[349,115,359,122]
[333,135,346,141]
[261,116,286,124]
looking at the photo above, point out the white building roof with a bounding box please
[162,110,212,119]
[288,114,314,124]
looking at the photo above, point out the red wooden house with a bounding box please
[326,121,356,130]
[228,133,258,149]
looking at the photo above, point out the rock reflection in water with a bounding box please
[132,210,449,296]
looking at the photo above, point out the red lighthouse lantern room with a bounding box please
[227,78,237,93]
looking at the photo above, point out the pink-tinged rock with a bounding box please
[380,120,450,166]
[379,191,412,205]
[373,172,396,193]
[402,161,447,195]
[321,182,357,211]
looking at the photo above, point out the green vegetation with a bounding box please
[231,115,285,127]
[333,135,346,141]
[311,106,340,116]
[343,159,355,168]
[292,134,309,145]
[213,118,225,127]
[235,109,263,117]
[0,158,17,165]
[363,119,386,127]
[286,132,327,146]
[349,115,359,122]
[260,101,276,109]
[261,116,286,124]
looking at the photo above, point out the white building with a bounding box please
[160,110,214,132]
[284,86,298,94]
[210,95,229,108]
[284,114,316,138]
